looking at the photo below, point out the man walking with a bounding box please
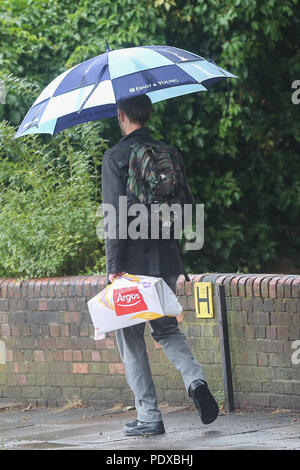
[101,94,219,436]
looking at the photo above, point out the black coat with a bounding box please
[101,127,194,277]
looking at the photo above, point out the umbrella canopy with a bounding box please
[13,45,237,139]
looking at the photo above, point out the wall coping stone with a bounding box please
[0,273,299,300]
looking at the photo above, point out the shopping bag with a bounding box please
[87,273,182,340]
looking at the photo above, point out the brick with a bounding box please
[285,300,297,313]
[57,336,78,349]
[245,276,255,297]
[34,279,44,297]
[17,299,27,311]
[231,297,242,311]
[292,278,300,298]
[219,275,237,296]
[79,324,89,337]
[261,278,270,298]
[16,337,36,349]
[7,280,16,298]
[270,394,295,409]
[178,296,187,310]
[72,363,88,374]
[241,298,253,313]
[95,337,115,349]
[53,278,63,298]
[176,275,185,296]
[263,299,274,312]
[102,350,120,362]
[34,351,45,362]
[0,299,9,310]
[108,363,125,375]
[68,279,77,297]
[270,312,289,326]
[0,279,10,298]
[16,375,26,385]
[62,278,70,297]
[38,299,48,311]
[274,300,286,313]
[237,276,249,297]
[245,352,257,366]
[13,280,22,298]
[40,279,51,297]
[253,298,263,311]
[63,350,73,361]
[276,327,289,340]
[284,276,297,298]
[257,353,269,366]
[255,325,266,339]
[46,299,58,311]
[266,326,277,340]
[72,350,82,362]
[244,325,255,339]
[75,337,95,349]
[47,279,57,298]
[38,337,56,349]
[248,312,270,325]
[262,381,283,394]
[82,278,92,298]
[49,324,60,337]
[52,350,64,361]
[262,341,284,353]
[253,276,268,297]
[70,277,82,297]
[1,324,11,336]
[64,312,81,323]
[289,327,300,340]
[0,312,7,323]
[277,276,291,298]
[185,280,193,296]
[269,353,292,368]
[91,350,101,361]
[27,279,37,298]
[59,325,69,336]
[230,276,240,296]
[90,278,99,298]
[11,325,21,336]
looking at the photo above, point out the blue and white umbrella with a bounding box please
[14,44,237,139]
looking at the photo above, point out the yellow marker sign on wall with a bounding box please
[194,282,214,318]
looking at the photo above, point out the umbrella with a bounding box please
[13,44,237,139]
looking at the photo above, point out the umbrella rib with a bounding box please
[77,63,109,114]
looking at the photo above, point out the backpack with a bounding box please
[119,140,192,281]
[125,141,187,235]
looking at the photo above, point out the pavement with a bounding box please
[1,401,300,452]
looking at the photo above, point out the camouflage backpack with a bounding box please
[125,141,187,235]
[126,142,186,204]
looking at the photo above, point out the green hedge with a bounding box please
[0,0,299,277]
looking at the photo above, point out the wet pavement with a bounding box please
[0,401,300,451]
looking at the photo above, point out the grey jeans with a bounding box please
[115,274,207,422]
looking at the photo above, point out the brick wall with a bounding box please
[0,274,299,409]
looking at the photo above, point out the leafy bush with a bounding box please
[0,121,107,278]
[0,0,299,276]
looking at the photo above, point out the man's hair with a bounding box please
[118,95,152,125]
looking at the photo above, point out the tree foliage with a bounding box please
[0,0,299,277]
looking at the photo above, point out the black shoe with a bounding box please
[188,379,219,425]
[123,419,165,436]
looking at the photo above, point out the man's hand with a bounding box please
[109,272,126,283]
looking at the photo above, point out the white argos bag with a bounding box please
[87,273,183,340]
